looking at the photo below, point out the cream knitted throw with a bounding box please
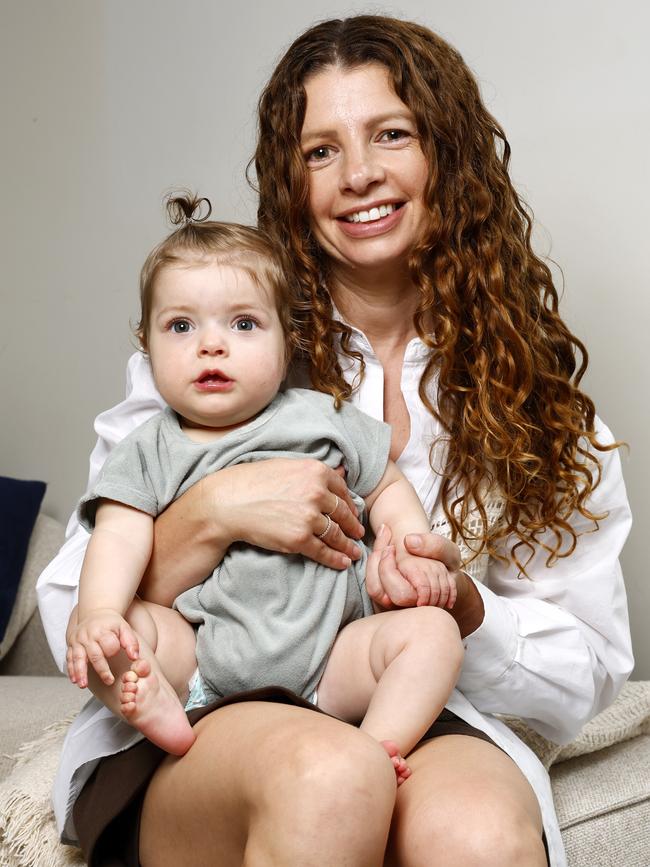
[2,682,650,867]
[0,717,84,867]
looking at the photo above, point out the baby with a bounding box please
[67,194,463,784]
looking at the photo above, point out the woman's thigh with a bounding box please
[385,734,547,867]
[139,700,396,867]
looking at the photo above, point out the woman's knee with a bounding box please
[271,716,396,808]
[390,795,546,867]
[245,712,396,862]
[442,808,545,867]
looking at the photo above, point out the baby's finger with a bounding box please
[378,547,418,607]
[427,582,441,608]
[402,566,430,606]
[447,574,458,609]
[436,575,450,610]
[66,646,77,684]
[86,641,115,685]
[119,623,140,660]
[70,644,89,688]
[97,630,121,660]
[415,578,431,607]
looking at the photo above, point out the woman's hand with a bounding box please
[366,527,485,638]
[216,459,365,567]
[141,458,366,606]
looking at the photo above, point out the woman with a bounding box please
[38,15,632,867]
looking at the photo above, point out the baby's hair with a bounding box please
[166,192,213,226]
[136,191,297,361]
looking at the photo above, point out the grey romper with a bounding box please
[79,388,392,702]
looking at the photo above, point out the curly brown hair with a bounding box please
[252,15,617,571]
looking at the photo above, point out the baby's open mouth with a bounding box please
[197,371,231,384]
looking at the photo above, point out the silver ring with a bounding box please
[316,514,332,540]
[325,495,339,519]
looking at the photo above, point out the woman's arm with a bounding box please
[454,426,633,743]
[141,459,366,606]
[396,419,632,743]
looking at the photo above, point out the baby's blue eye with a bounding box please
[235,318,256,331]
[171,320,191,333]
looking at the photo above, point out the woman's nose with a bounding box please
[339,146,385,194]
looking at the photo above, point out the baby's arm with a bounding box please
[67,500,154,688]
[365,462,456,609]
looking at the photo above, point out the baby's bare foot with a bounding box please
[380,740,412,786]
[120,658,195,756]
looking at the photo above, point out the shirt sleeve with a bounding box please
[456,417,634,744]
[36,353,165,672]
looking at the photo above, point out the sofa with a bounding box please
[1,514,650,866]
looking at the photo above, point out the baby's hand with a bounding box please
[396,554,457,609]
[66,608,139,689]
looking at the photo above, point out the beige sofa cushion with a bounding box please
[552,733,650,866]
[0,677,88,779]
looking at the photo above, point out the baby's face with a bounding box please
[147,259,287,435]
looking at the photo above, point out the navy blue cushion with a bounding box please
[0,476,46,642]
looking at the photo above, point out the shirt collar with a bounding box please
[331,302,431,363]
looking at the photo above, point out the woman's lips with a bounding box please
[336,203,405,238]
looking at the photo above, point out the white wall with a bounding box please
[2,0,648,675]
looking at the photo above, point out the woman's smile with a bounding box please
[336,200,406,238]
[301,63,429,276]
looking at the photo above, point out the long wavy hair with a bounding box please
[253,15,616,571]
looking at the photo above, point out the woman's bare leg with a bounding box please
[317,608,463,778]
[385,735,547,867]
[139,702,397,867]
[87,599,197,755]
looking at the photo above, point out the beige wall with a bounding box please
[2,0,648,675]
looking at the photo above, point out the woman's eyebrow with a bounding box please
[300,110,416,143]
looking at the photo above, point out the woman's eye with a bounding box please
[170,320,192,333]
[234,318,257,331]
[380,129,409,143]
[305,145,332,164]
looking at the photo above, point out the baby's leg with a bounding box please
[87,599,197,756]
[317,608,463,783]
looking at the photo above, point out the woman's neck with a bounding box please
[330,268,419,353]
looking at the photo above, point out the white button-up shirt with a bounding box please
[37,345,633,866]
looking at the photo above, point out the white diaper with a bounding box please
[184,668,210,711]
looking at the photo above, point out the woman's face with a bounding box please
[300,63,429,277]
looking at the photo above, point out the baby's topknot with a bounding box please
[165,191,212,228]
